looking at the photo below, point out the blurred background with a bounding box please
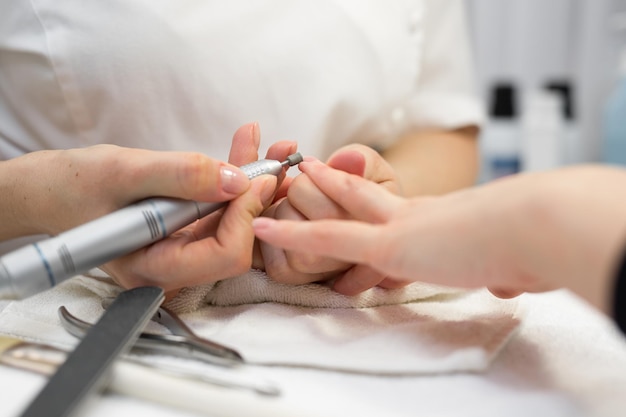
[466,0,626,182]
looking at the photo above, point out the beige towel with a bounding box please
[166,269,462,312]
[0,269,521,374]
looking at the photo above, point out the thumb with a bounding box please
[214,175,278,250]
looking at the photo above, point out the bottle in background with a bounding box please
[479,82,520,182]
[521,85,565,172]
[545,80,579,165]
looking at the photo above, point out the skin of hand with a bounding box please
[0,122,297,293]
[254,144,409,294]
[253,158,626,314]
[254,126,478,294]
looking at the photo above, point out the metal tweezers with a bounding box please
[59,302,243,367]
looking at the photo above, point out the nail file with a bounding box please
[19,286,164,417]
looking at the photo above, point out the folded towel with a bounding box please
[166,269,462,312]
[0,270,521,375]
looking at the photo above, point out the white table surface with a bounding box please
[2,289,626,417]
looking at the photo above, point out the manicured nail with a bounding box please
[220,165,249,195]
[252,217,275,230]
[251,122,260,147]
[298,158,322,173]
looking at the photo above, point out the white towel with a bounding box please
[0,269,521,375]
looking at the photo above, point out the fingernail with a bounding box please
[251,122,260,147]
[252,217,274,230]
[220,165,249,194]
[298,158,322,173]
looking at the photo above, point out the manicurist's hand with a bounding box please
[102,123,297,292]
[0,123,295,292]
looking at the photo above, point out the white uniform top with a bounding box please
[0,0,484,161]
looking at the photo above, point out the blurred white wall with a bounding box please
[466,0,626,179]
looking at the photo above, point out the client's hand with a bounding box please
[254,160,626,312]
[255,144,410,295]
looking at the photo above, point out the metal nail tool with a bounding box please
[20,286,164,417]
[57,304,280,396]
[59,299,242,367]
[1,336,280,399]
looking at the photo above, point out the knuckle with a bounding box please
[284,251,323,273]
[235,252,254,275]
[244,195,266,220]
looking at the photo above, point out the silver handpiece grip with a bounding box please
[0,155,302,299]
[0,200,209,298]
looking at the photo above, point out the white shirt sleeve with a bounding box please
[408,0,486,130]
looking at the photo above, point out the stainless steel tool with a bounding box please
[59,300,242,367]
[57,304,280,396]
[19,286,164,417]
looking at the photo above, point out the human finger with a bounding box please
[264,140,299,202]
[132,151,250,203]
[332,265,389,296]
[228,122,261,166]
[60,145,251,207]
[257,200,338,284]
[287,171,350,220]
[488,287,524,299]
[377,277,413,290]
[253,216,381,267]
[265,140,298,163]
[260,226,341,286]
[229,131,297,204]
[203,176,278,275]
[297,159,404,223]
[327,145,400,193]
[288,145,399,221]
[285,146,364,222]
[274,198,349,272]
[259,199,350,283]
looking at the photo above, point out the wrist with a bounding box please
[0,152,46,239]
[1,150,69,239]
